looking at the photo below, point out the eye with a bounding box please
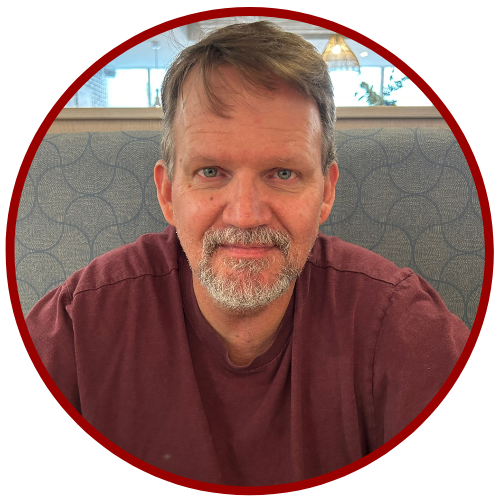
[199,167,218,178]
[275,169,295,180]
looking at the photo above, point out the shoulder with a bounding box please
[308,234,469,342]
[307,232,412,287]
[65,225,181,297]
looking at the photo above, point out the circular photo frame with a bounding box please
[6,7,493,496]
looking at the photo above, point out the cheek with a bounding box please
[278,201,322,259]
[281,198,322,235]
[171,188,221,240]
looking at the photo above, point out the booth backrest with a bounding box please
[15,128,484,328]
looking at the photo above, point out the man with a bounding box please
[27,22,468,486]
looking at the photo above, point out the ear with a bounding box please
[154,160,175,226]
[319,162,339,225]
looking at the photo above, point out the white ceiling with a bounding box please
[105,17,391,72]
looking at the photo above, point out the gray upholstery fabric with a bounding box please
[15,128,484,328]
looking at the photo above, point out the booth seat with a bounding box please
[15,128,484,328]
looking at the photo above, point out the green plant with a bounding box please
[355,71,408,106]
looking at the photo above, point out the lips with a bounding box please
[219,244,277,258]
[222,244,275,249]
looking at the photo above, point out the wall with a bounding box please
[65,70,108,108]
[48,106,449,133]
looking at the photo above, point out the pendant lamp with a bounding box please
[322,33,360,73]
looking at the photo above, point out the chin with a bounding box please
[197,253,302,313]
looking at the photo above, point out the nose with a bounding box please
[221,172,273,229]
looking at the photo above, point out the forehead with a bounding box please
[173,66,322,160]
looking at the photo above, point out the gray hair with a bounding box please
[160,21,336,181]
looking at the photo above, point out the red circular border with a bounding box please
[6,6,494,496]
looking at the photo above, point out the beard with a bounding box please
[195,226,304,313]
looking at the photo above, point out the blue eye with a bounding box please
[276,169,293,180]
[201,168,218,178]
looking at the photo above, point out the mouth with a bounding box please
[218,244,277,258]
[201,226,292,261]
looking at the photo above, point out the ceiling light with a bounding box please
[322,34,360,73]
[360,51,368,57]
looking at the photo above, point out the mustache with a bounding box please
[202,227,291,257]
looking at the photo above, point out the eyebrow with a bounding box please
[187,155,306,165]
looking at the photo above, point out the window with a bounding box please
[65,21,433,108]
[104,68,167,108]
[331,67,383,107]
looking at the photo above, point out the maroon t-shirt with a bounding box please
[26,226,468,486]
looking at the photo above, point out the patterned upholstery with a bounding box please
[15,128,484,328]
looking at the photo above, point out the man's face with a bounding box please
[155,67,338,312]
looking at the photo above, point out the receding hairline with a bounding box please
[169,65,324,175]
[175,62,317,120]
[160,21,337,180]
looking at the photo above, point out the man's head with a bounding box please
[160,21,337,181]
[154,21,339,313]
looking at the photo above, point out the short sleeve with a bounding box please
[372,272,469,448]
[26,284,82,413]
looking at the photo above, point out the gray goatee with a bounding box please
[196,227,302,313]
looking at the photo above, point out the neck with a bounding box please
[192,276,294,366]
